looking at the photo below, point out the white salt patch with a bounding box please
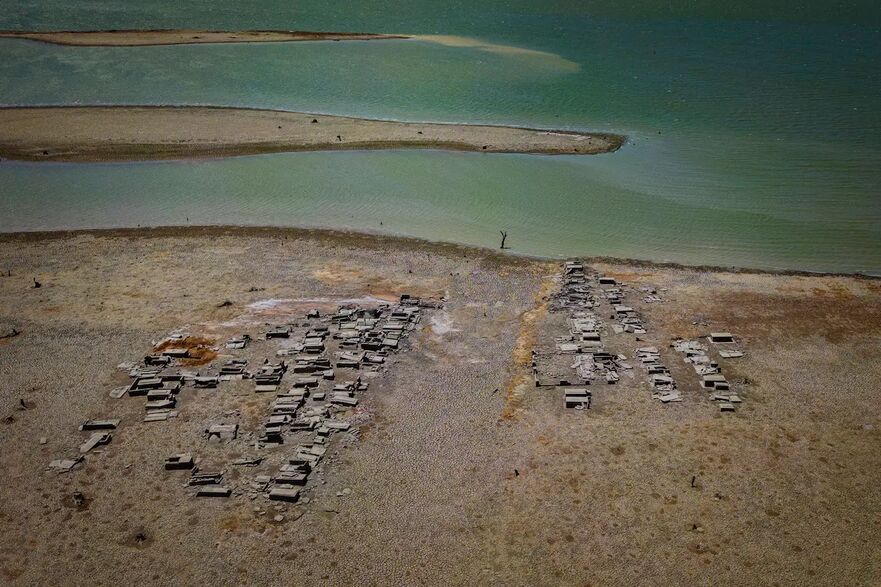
[430,312,459,335]
[247,296,390,310]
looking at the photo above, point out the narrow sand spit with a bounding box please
[0,30,576,74]
[0,29,410,47]
[0,106,626,162]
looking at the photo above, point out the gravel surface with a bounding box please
[0,228,878,585]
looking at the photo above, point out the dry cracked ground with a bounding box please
[0,227,879,586]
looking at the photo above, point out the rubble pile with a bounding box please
[673,334,744,412]
[636,346,680,403]
[539,261,634,410]
[596,276,648,335]
[638,285,666,303]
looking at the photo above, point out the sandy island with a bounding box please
[0,29,410,47]
[0,106,625,162]
[0,225,879,585]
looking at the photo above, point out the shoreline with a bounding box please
[1,224,877,280]
[0,105,625,161]
[0,29,411,47]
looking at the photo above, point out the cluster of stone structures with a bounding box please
[535,260,745,412]
[636,345,681,403]
[536,261,635,409]
[672,333,744,412]
[49,295,439,502]
[47,261,749,491]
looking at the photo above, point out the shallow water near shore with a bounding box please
[0,1,879,273]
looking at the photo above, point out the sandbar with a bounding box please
[0,29,410,47]
[0,106,625,162]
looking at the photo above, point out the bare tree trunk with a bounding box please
[499,230,508,249]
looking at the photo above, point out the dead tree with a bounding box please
[499,231,508,249]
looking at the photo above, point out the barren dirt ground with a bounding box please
[0,228,879,586]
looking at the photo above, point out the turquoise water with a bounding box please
[1,2,879,273]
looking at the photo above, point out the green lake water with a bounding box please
[1,1,879,273]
